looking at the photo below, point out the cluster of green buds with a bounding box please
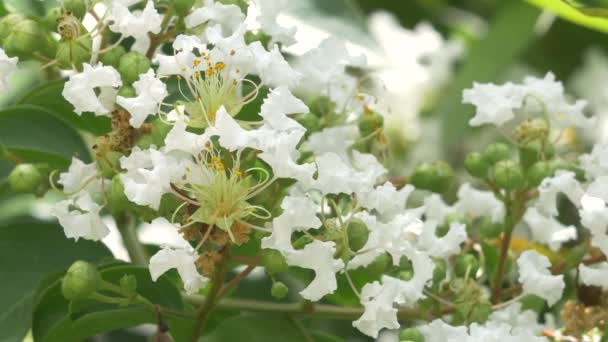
[409,160,454,193]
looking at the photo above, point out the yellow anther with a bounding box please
[194,71,201,78]
[181,67,187,73]
[193,59,201,67]
[206,69,214,77]
[215,62,226,71]
[176,75,182,80]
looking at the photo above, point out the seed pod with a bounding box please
[56,36,93,69]
[410,161,454,193]
[62,0,88,19]
[347,219,369,252]
[8,164,46,194]
[0,13,25,43]
[260,249,288,275]
[100,45,126,68]
[358,111,384,137]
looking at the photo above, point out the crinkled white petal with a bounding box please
[357,183,413,219]
[284,240,344,301]
[107,1,161,39]
[52,193,110,241]
[185,0,244,36]
[463,81,524,127]
[419,319,469,342]
[417,221,467,258]
[249,42,301,88]
[523,207,577,251]
[62,63,122,116]
[116,69,167,128]
[259,86,308,131]
[579,262,608,290]
[58,157,101,195]
[536,171,584,217]
[579,143,608,180]
[517,250,564,306]
[163,117,211,156]
[352,279,401,338]
[456,183,505,223]
[149,246,208,294]
[302,126,358,158]
[0,48,18,92]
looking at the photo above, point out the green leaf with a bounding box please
[0,105,91,170]
[437,2,540,160]
[17,80,112,136]
[3,0,57,16]
[528,0,608,31]
[33,264,184,342]
[0,219,111,342]
[202,315,314,342]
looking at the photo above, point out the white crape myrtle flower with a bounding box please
[354,251,434,338]
[284,240,344,301]
[116,69,168,128]
[463,72,594,129]
[419,319,548,342]
[536,171,584,217]
[579,143,608,180]
[250,0,296,46]
[209,106,256,151]
[261,195,321,253]
[149,245,208,294]
[357,183,414,220]
[455,183,505,223]
[489,302,545,335]
[517,250,564,306]
[0,47,18,92]
[417,220,467,258]
[249,42,301,89]
[107,0,161,52]
[163,117,211,156]
[185,0,244,36]
[348,211,423,269]
[579,262,608,289]
[62,63,122,116]
[52,192,110,241]
[523,207,577,251]
[155,35,207,78]
[302,126,358,158]
[58,157,102,195]
[119,147,182,210]
[422,193,455,223]
[418,319,469,342]
[259,86,308,131]
[579,177,608,256]
[311,152,358,195]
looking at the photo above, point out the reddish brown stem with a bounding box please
[217,265,256,299]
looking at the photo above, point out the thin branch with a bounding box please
[217,265,256,299]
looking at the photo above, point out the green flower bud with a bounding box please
[526,161,553,187]
[260,249,288,275]
[483,142,511,165]
[464,152,490,178]
[62,260,103,301]
[410,161,454,193]
[63,0,88,19]
[100,45,126,68]
[118,85,137,98]
[295,113,321,133]
[432,259,447,285]
[45,7,63,30]
[118,52,151,85]
[397,270,414,281]
[399,327,425,342]
[0,14,26,43]
[347,219,369,252]
[107,175,130,212]
[492,160,525,190]
[56,36,93,70]
[358,111,384,137]
[120,274,137,293]
[454,254,479,279]
[518,141,554,170]
[8,164,46,194]
[271,281,288,299]
[3,19,44,57]
[173,0,196,17]
[479,218,502,239]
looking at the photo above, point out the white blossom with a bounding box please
[259,86,308,131]
[58,157,101,195]
[185,0,244,36]
[456,183,505,223]
[284,240,344,301]
[107,0,161,48]
[357,183,414,219]
[302,126,358,158]
[417,221,467,258]
[251,0,296,46]
[52,193,110,241]
[0,47,18,92]
[63,63,122,116]
[523,207,577,251]
[149,246,208,294]
[579,262,608,290]
[116,69,167,128]
[536,171,584,217]
[517,250,564,306]
[580,143,608,180]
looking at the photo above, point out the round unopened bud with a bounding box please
[432,259,447,285]
[454,254,479,279]
[492,160,525,190]
[358,111,384,137]
[63,0,88,19]
[100,45,126,68]
[397,269,414,281]
[120,274,137,293]
[56,36,92,69]
[117,85,137,98]
[464,152,490,178]
[518,141,554,170]
[0,14,25,43]
[260,249,288,275]
[410,161,454,193]
[527,161,553,187]
[173,0,196,17]
[3,19,44,57]
[62,260,103,300]
[483,142,511,165]
[347,219,369,252]
[107,175,130,212]
[399,327,425,342]
[271,281,288,299]
[45,7,63,30]
[118,52,151,85]
[295,113,321,133]
[8,164,46,194]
